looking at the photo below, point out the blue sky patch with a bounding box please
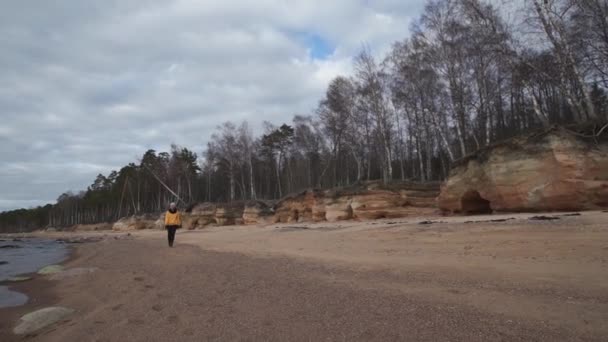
[288,31,335,60]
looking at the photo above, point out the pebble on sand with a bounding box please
[13,307,75,335]
[37,265,64,275]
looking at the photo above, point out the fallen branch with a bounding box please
[142,165,186,205]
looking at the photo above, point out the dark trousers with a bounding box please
[166,226,178,246]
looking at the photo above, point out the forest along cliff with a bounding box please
[438,126,608,214]
[106,126,608,232]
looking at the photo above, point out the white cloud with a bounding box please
[0,0,426,212]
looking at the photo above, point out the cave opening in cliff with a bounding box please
[461,190,492,214]
[291,209,299,222]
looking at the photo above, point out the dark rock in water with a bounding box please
[561,213,581,217]
[0,261,8,265]
[12,238,23,242]
[7,276,31,282]
[529,215,560,221]
[56,237,103,244]
[0,245,22,249]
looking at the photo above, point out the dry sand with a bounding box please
[1,211,607,341]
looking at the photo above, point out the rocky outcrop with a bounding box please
[323,188,439,221]
[109,182,439,230]
[438,127,608,213]
[323,194,353,222]
[271,183,439,223]
[181,203,216,229]
[350,190,410,220]
[112,214,162,231]
[243,201,275,225]
[183,202,252,228]
[215,203,245,226]
[274,190,324,223]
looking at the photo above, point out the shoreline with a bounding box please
[0,245,77,341]
[0,212,606,340]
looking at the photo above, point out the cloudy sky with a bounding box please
[0,0,426,212]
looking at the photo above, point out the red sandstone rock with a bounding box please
[243,201,275,225]
[438,128,608,213]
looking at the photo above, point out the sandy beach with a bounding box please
[1,211,607,341]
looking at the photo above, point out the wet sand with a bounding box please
[1,211,607,341]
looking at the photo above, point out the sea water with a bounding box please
[0,238,68,308]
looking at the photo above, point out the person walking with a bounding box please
[164,202,181,247]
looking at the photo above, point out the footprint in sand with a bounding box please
[152,305,163,312]
[127,318,145,325]
[133,277,144,282]
[111,304,124,311]
[167,315,179,323]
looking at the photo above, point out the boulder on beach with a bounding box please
[438,127,608,213]
[37,265,64,275]
[13,307,74,335]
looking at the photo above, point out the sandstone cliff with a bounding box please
[438,126,608,213]
[112,214,163,231]
[270,181,439,224]
[109,181,440,231]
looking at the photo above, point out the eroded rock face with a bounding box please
[113,182,439,229]
[243,201,275,225]
[269,184,440,223]
[112,214,161,231]
[274,190,324,223]
[324,196,353,222]
[438,128,608,213]
[215,203,245,226]
[49,267,98,280]
[350,190,410,220]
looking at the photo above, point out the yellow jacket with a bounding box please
[165,210,182,227]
